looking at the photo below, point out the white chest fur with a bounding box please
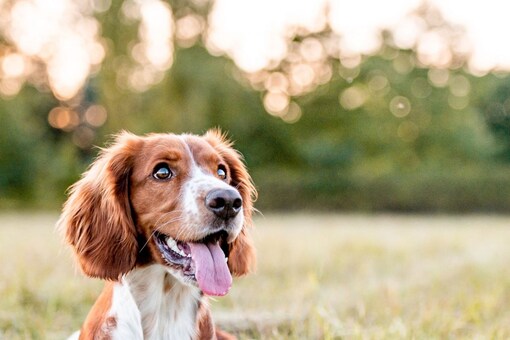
[110,265,202,340]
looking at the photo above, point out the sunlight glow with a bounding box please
[207,0,510,77]
[176,14,203,48]
[124,0,174,92]
[1,53,26,78]
[3,0,104,99]
[208,0,420,72]
[330,0,421,55]
[417,30,452,68]
[207,0,328,72]
[430,0,510,73]
[1,0,510,104]
[139,1,173,70]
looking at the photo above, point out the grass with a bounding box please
[1,213,510,339]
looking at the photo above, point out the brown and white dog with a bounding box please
[59,130,256,339]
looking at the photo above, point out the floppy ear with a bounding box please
[204,129,257,276]
[58,132,142,280]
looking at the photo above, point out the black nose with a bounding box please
[205,188,242,220]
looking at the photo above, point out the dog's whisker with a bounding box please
[138,215,185,253]
[151,210,184,230]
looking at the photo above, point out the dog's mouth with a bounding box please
[153,230,231,296]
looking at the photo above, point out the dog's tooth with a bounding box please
[166,237,176,248]
[167,238,187,256]
[225,257,228,263]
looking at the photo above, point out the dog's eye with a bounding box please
[217,165,227,180]
[153,163,173,180]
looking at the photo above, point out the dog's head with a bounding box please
[58,130,256,296]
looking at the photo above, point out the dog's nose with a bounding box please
[205,188,242,220]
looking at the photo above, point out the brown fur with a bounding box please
[204,129,257,276]
[60,130,255,339]
[59,133,142,280]
[196,301,215,340]
[79,282,115,340]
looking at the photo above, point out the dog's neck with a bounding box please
[115,264,203,340]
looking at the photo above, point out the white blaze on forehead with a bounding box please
[178,136,243,239]
[179,135,234,192]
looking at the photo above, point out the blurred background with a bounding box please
[2,0,510,212]
[3,1,510,338]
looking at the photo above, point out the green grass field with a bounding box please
[1,213,510,339]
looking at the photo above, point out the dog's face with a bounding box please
[130,134,249,294]
[59,130,256,296]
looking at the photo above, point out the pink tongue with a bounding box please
[189,241,232,296]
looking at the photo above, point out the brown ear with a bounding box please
[204,129,257,276]
[58,132,142,280]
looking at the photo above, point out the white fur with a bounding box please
[120,265,202,340]
[66,280,145,340]
[69,136,243,339]
[69,265,202,340]
[108,279,144,339]
[179,136,244,242]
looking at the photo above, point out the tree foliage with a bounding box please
[1,1,510,211]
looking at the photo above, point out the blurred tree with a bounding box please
[0,0,509,212]
[482,80,510,161]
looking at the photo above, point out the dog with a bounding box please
[59,130,256,339]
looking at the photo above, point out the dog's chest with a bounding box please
[111,266,201,340]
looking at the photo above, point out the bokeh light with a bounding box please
[448,94,469,110]
[125,0,174,92]
[417,30,452,68]
[264,72,289,93]
[340,86,368,111]
[290,63,315,89]
[175,14,204,48]
[368,73,389,93]
[2,0,105,99]
[1,53,26,78]
[448,74,470,97]
[264,91,290,116]
[390,96,412,118]
[72,125,96,149]
[281,102,302,123]
[0,0,510,136]
[428,68,449,87]
[392,54,415,75]
[48,107,80,131]
[47,102,107,147]
[84,105,108,128]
